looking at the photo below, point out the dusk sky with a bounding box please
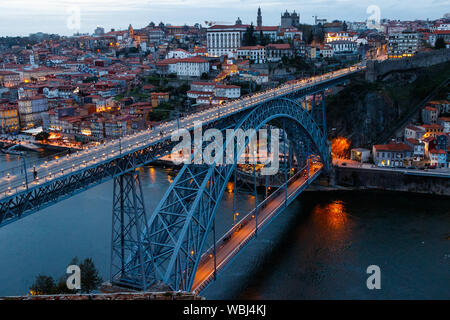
[0,0,448,36]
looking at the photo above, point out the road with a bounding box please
[191,164,323,293]
[334,159,450,178]
[0,64,365,199]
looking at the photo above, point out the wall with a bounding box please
[333,166,450,196]
[366,49,450,82]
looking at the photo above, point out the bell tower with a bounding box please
[257,7,262,28]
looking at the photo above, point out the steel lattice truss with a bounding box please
[0,139,176,227]
[0,70,353,228]
[111,172,149,288]
[122,97,330,291]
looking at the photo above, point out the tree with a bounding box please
[435,37,446,49]
[79,258,103,293]
[200,72,209,80]
[243,23,257,46]
[29,275,56,295]
[55,276,77,294]
[35,131,49,141]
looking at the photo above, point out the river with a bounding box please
[0,151,448,299]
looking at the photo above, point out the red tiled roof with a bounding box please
[373,142,412,152]
[208,24,249,30]
[267,43,291,49]
[238,45,265,50]
[421,124,443,130]
[406,138,422,145]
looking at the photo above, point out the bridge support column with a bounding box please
[110,170,148,290]
[320,91,327,137]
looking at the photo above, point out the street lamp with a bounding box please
[234,212,239,226]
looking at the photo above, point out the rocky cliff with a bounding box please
[326,61,450,148]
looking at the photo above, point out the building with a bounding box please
[175,57,210,78]
[237,46,266,64]
[405,138,425,161]
[420,123,444,138]
[17,95,49,128]
[325,32,352,43]
[281,11,300,28]
[429,149,447,167]
[257,7,262,28]
[329,40,358,54]
[156,57,210,78]
[0,71,21,87]
[266,43,293,62]
[166,49,194,59]
[255,26,279,42]
[94,26,105,36]
[214,85,241,99]
[350,148,370,163]
[372,142,413,167]
[320,44,334,58]
[188,82,216,95]
[422,106,439,124]
[0,104,19,133]
[151,92,169,108]
[438,117,450,133]
[388,31,419,59]
[427,100,450,114]
[405,125,426,140]
[428,30,450,48]
[206,24,248,58]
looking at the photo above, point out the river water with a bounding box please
[0,151,448,299]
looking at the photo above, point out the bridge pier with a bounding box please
[110,170,148,290]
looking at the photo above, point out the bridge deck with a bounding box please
[0,64,365,228]
[191,164,323,293]
[0,65,364,201]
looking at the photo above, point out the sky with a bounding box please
[0,0,448,36]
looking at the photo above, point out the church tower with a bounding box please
[257,7,262,28]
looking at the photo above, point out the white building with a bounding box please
[325,32,352,43]
[320,44,334,58]
[166,48,194,59]
[281,27,302,41]
[372,143,414,167]
[207,24,248,58]
[438,117,450,133]
[254,26,279,42]
[266,43,293,62]
[214,85,241,99]
[405,125,425,140]
[176,57,210,77]
[187,81,216,99]
[388,31,419,59]
[157,57,210,78]
[329,40,358,54]
[237,45,266,64]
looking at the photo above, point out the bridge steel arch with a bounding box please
[120,97,330,291]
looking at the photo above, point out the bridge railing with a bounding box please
[0,64,365,200]
[192,166,323,293]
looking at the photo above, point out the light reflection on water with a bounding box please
[0,152,448,299]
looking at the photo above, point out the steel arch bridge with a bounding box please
[113,96,330,292]
[0,64,366,294]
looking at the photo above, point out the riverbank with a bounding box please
[203,189,450,300]
[332,165,450,196]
